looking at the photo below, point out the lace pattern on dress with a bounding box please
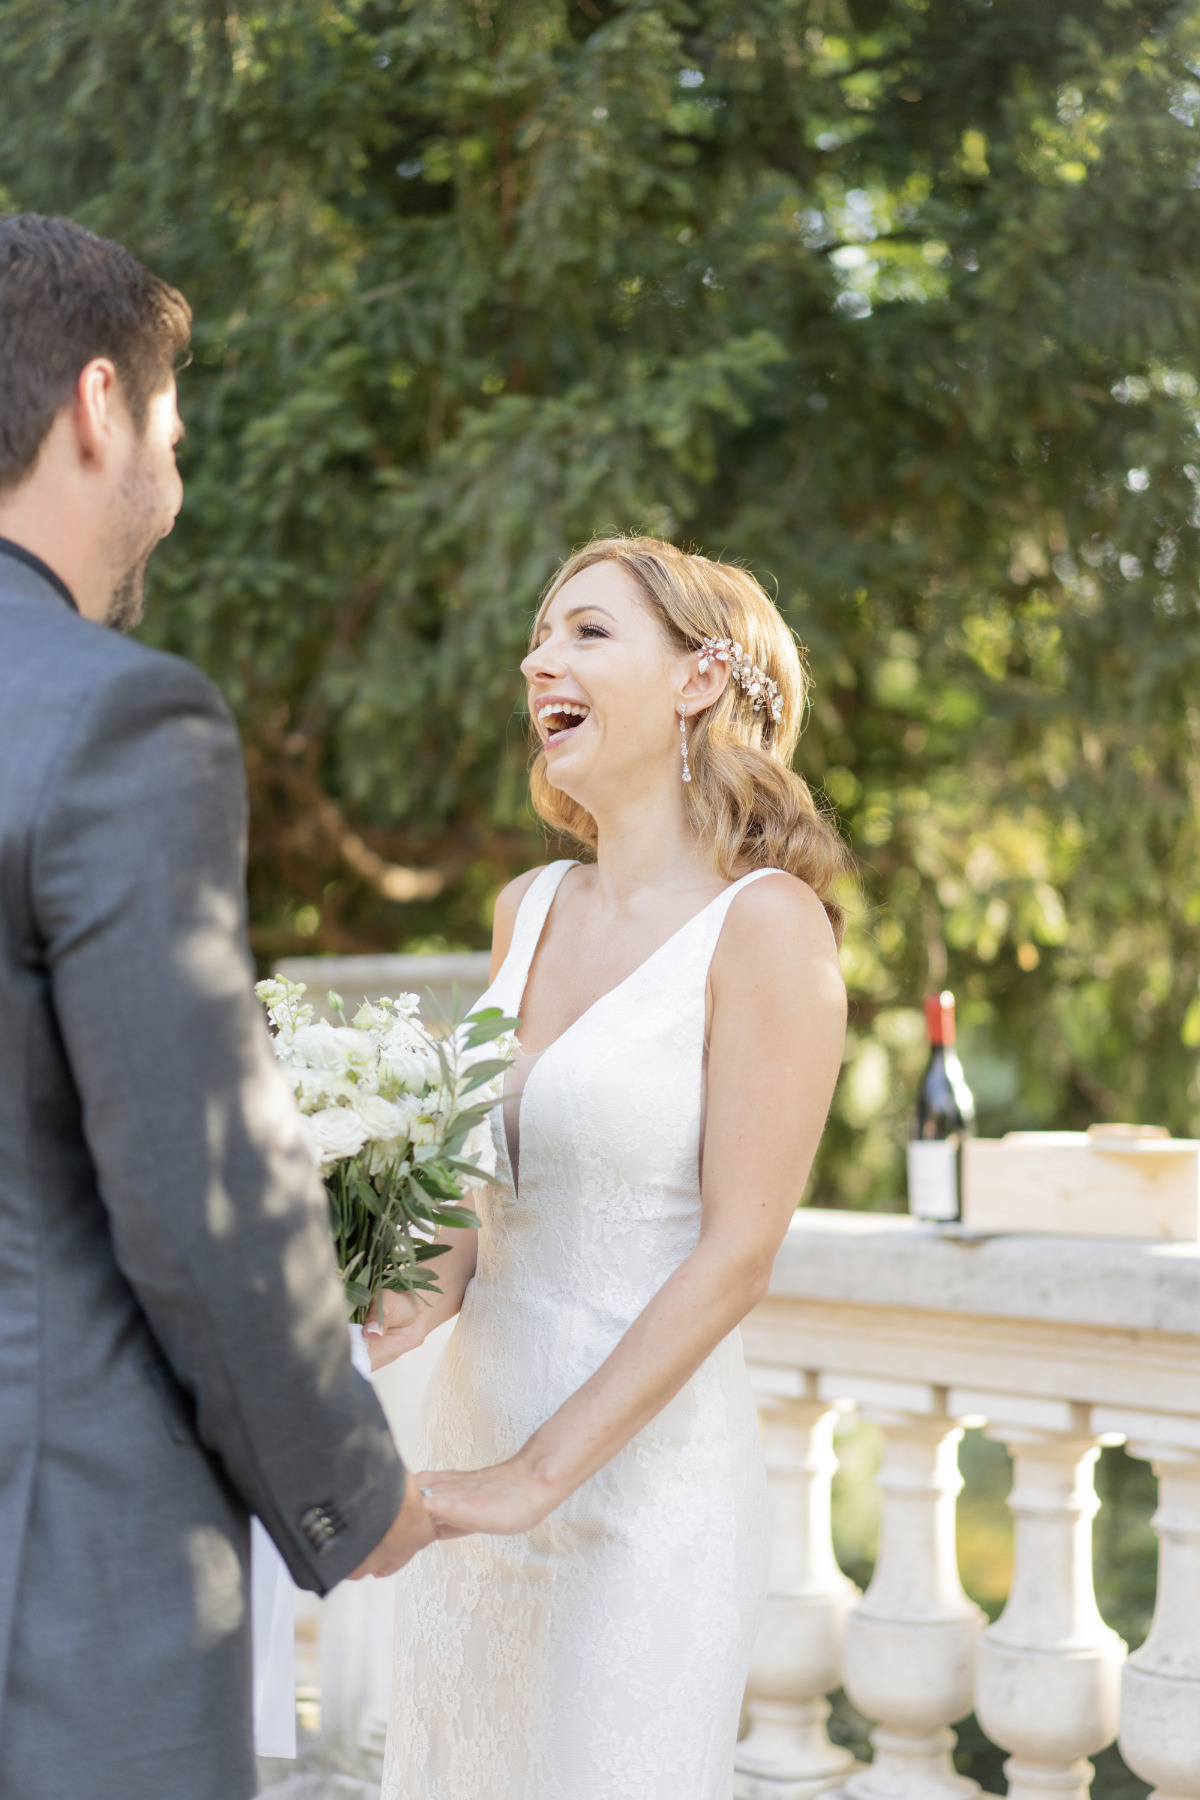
[382,861,774,1800]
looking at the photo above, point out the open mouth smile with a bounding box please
[536,700,591,745]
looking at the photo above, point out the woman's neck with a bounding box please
[585,774,721,912]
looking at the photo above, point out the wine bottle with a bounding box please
[906,990,976,1221]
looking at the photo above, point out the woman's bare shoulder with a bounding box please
[495,866,544,922]
[490,866,550,977]
[715,872,845,999]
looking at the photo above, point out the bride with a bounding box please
[370,536,849,1799]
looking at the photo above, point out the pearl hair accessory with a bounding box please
[697,637,783,724]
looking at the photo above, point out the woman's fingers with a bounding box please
[415,1474,475,1520]
[414,1465,547,1536]
[363,1289,425,1370]
[366,1322,420,1371]
[381,1289,420,1328]
[415,1470,493,1532]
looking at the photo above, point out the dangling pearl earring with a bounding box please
[679,704,691,784]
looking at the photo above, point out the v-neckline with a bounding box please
[499,865,774,1197]
[519,870,731,1050]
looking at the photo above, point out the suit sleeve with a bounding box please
[31,651,405,1591]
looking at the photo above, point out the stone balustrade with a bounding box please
[736,1210,1200,1800]
[283,1194,1200,1800]
[273,952,492,1026]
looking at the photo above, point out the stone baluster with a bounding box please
[1090,1410,1200,1800]
[837,1379,985,1800]
[970,1398,1126,1800]
[735,1369,861,1800]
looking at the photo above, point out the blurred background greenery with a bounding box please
[3,0,1200,1208]
[1,1,1189,1788]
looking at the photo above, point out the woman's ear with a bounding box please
[676,649,729,717]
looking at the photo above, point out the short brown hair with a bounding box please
[530,536,854,942]
[0,214,191,491]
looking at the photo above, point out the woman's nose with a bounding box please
[521,640,564,681]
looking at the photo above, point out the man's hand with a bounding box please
[347,1478,436,1579]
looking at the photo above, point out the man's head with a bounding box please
[0,214,191,628]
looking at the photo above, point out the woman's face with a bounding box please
[521,561,693,811]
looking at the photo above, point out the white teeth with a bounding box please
[537,702,590,725]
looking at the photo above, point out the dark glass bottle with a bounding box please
[907,991,976,1221]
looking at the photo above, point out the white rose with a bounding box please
[331,1027,378,1077]
[409,1115,438,1147]
[295,1068,356,1111]
[291,1021,351,1074]
[380,1042,437,1094]
[302,1107,368,1170]
[352,1094,407,1143]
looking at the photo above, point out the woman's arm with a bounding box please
[366,866,545,1373]
[416,873,847,1535]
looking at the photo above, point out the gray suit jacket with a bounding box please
[0,544,406,1800]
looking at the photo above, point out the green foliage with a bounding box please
[329,1002,519,1318]
[327,1156,461,1318]
[5,0,1200,1202]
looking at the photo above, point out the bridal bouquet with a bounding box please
[255,976,517,1322]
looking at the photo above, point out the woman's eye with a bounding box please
[578,623,610,639]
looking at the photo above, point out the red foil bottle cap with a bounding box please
[924,990,956,1046]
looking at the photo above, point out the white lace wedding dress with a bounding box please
[382,860,772,1800]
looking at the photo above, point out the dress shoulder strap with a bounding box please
[683,871,788,1015]
[694,866,782,960]
[495,860,577,1004]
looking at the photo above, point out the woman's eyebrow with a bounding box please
[562,604,617,621]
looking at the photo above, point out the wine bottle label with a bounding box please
[907,1140,958,1220]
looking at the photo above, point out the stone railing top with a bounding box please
[273,952,492,1025]
[773,1207,1200,1339]
[274,952,492,992]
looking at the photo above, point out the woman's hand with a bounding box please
[414,1459,557,1539]
[363,1288,432,1371]
[363,1225,480,1371]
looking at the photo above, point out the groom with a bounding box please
[0,213,432,1800]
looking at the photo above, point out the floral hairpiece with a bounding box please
[697,637,784,724]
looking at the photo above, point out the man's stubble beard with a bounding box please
[105,546,154,633]
[104,441,169,633]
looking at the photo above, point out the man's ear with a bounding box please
[71,358,123,469]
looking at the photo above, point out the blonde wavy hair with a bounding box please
[528,536,851,943]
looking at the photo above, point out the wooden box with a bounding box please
[962,1131,1200,1241]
